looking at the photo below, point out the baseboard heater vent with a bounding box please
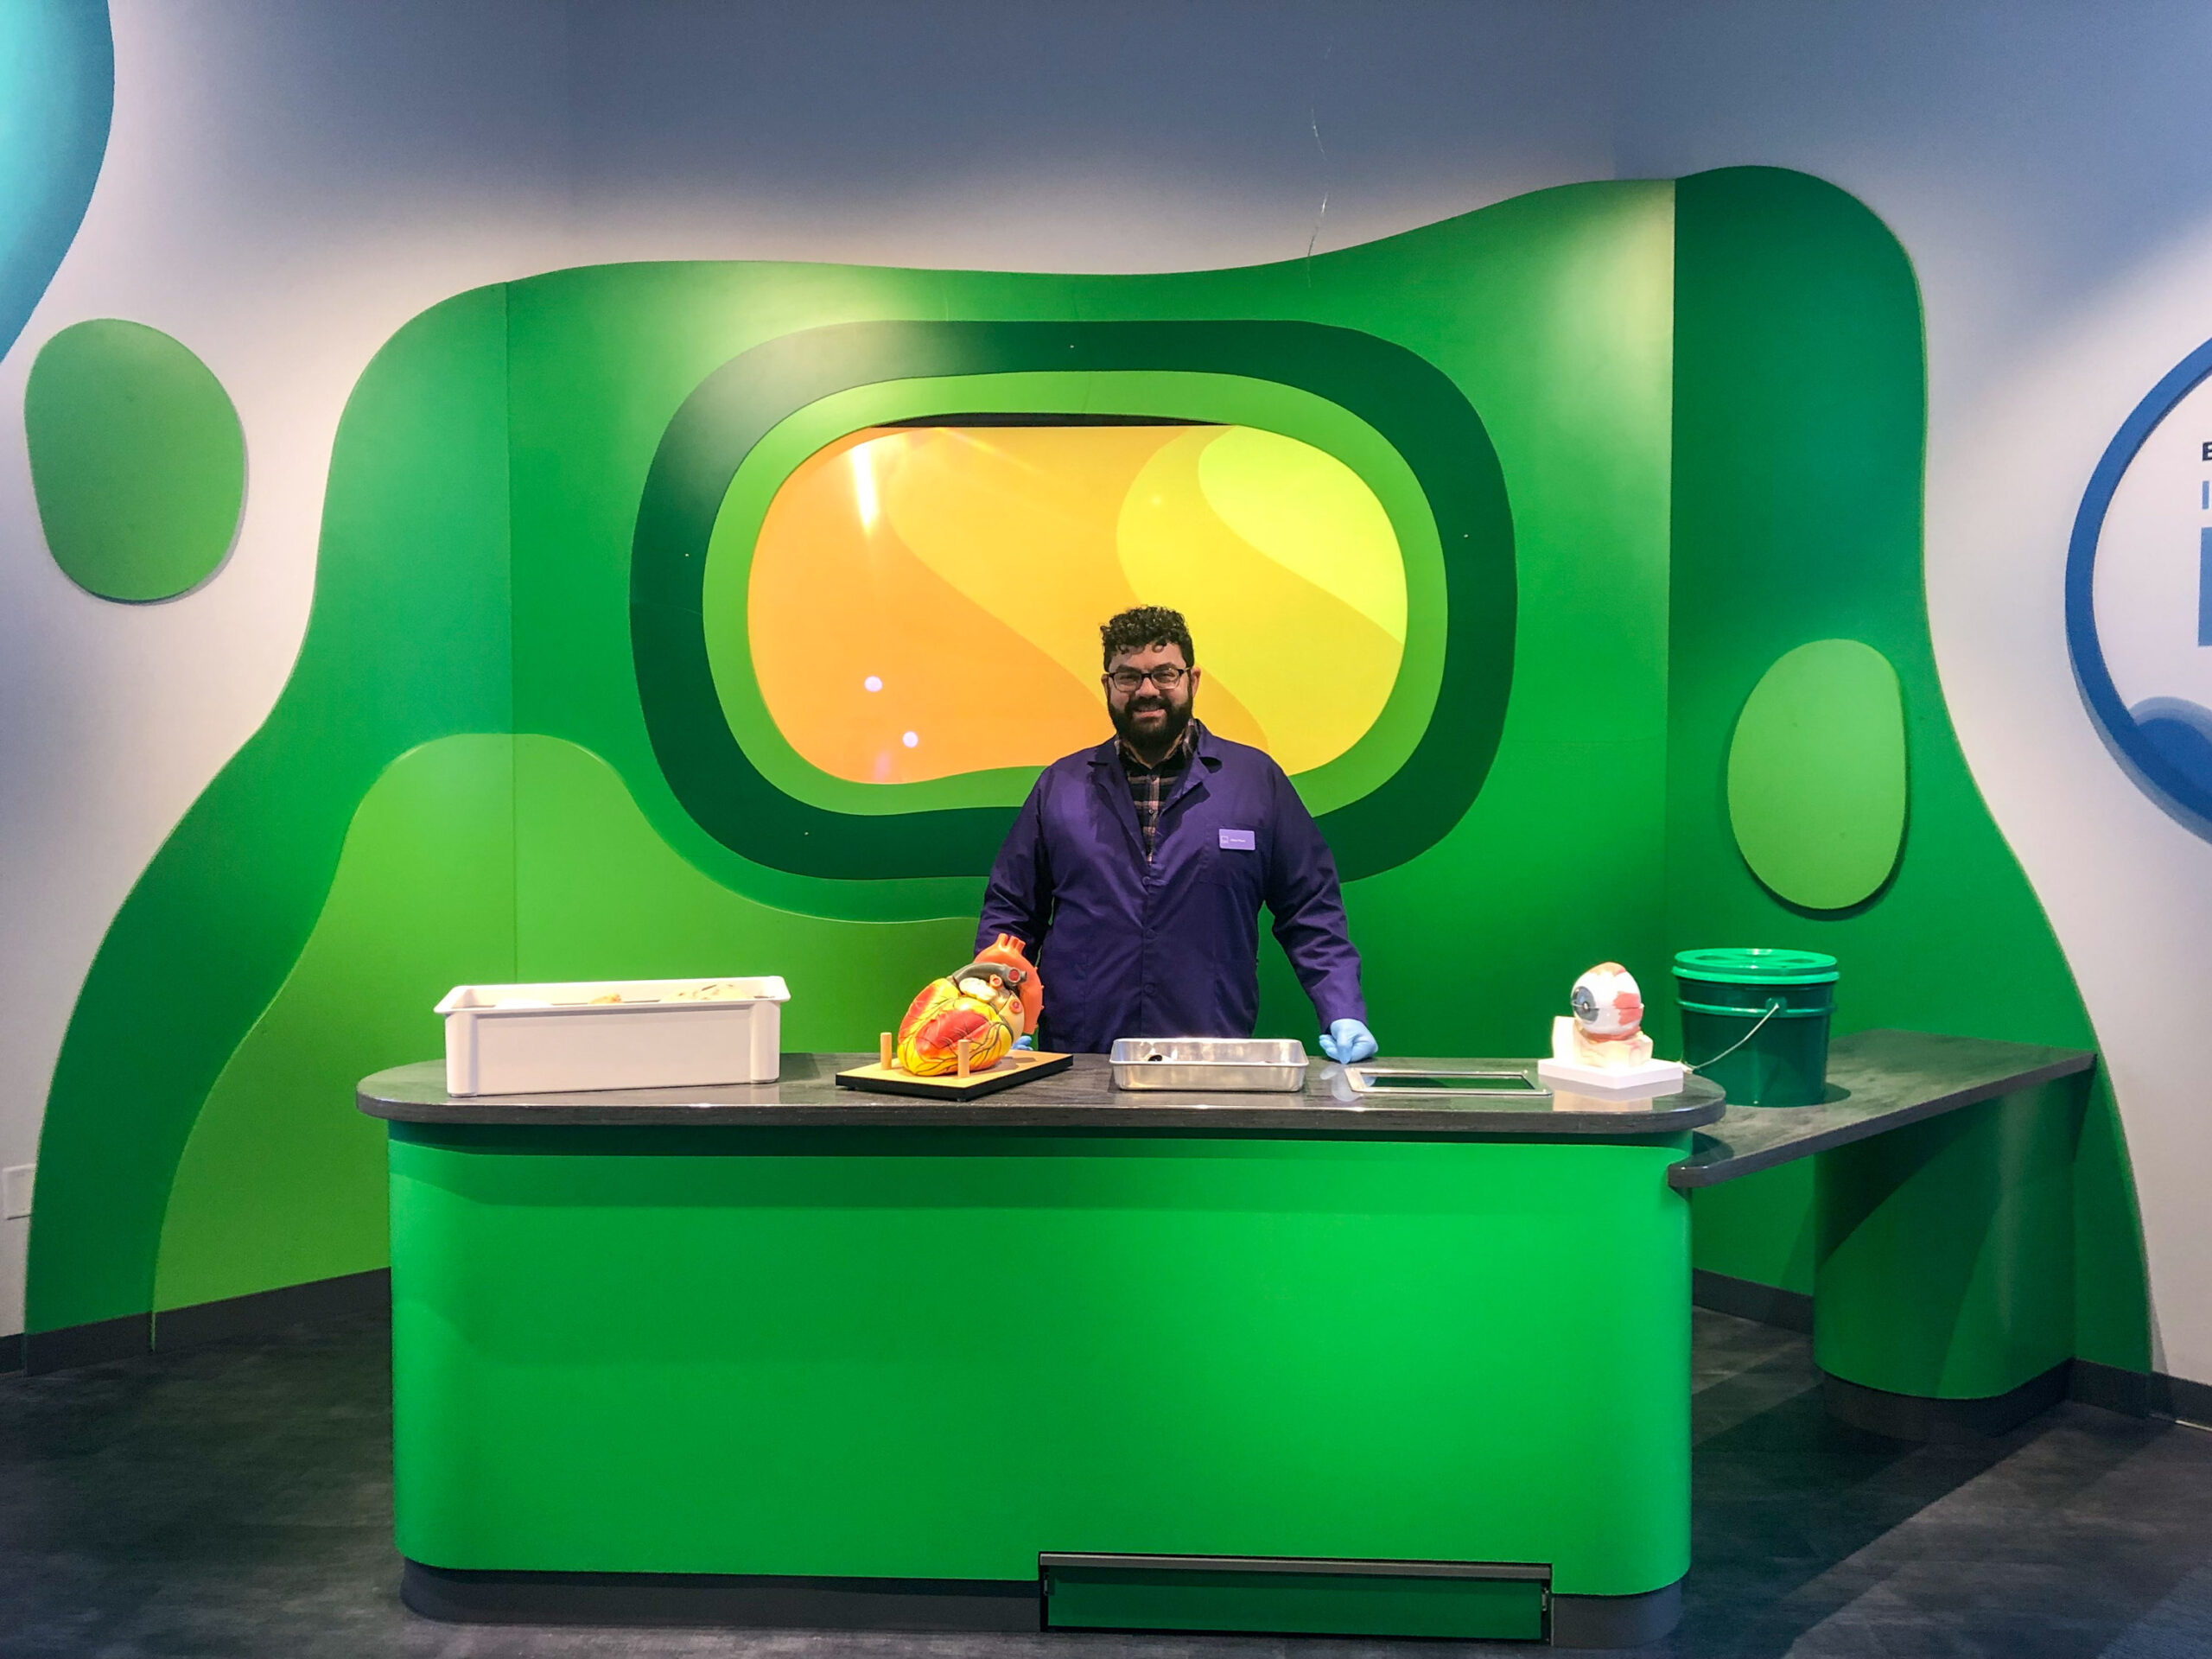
[1039,1551,1548,1642]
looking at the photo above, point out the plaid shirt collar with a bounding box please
[1119,721,1198,862]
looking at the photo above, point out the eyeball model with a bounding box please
[1541,959,1681,1093]
[1568,962,1644,1043]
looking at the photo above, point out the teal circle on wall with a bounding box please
[25,318,245,602]
[1726,639,1907,911]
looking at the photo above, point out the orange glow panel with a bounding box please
[748,424,1405,785]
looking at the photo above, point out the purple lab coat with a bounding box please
[976,724,1366,1054]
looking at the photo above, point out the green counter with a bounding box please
[367,1033,2094,1643]
[1814,1077,2085,1431]
[365,1054,1719,1646]
[1669,1028,2097,1440]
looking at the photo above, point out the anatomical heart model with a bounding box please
[893,934,1045,1076]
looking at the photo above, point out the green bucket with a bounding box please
[1672,948,1838,1108]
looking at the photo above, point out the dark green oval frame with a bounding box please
[630,319,1513,880]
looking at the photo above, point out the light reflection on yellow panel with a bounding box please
[1118,429,1402,776]
[749,431,1106,785]
[882,425,1160,688]
[1198,427,1407,645]
[877,424,1273,753]
[748,424,1403,785]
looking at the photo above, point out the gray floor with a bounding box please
[0,1309,2206,1657]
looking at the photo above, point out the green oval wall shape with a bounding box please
[1727,639,1907,910]
[25,318,245,601]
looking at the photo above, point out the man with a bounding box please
[977,605,1379,1062]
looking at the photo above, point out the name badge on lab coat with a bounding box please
[1218,828,1256,851]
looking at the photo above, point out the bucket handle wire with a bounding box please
[1686,997,1785,1074]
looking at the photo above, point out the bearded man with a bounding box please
[976,605,1377,1062]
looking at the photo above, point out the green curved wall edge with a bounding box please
[30,285,517,1333]
[153,734,519,1310]
[152,734,969,1313]
[1726,639,1908,911]
[1666,167,2150,1371]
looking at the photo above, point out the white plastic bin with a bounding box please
[435,976,790,1096]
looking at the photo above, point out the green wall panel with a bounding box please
[30,168,2146,1375]
[154,736,519,1313]
[508,734,969,1027]
[1290,182,1676,1055]
[498,181,1673,941]
[26,317,244,601]
[25,178,1681,1331]
[150,732,971,1314]
[29,286,517,1332]
[1667,167,2149,1369]
[1727,639,1906,911]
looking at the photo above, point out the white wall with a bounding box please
[3,0,2209,1382]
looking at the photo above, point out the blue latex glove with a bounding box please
[1319,1018,1377,1065]
[1014,1032,1036,1051]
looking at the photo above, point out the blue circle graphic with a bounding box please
[2065,336,2212,837]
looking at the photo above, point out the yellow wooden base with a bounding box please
[835,1050,1075,1101]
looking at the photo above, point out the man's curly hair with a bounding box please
[1099,605,1195,670]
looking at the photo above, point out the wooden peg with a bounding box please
[956,1038,972,1079]
[879,1031,894,1069]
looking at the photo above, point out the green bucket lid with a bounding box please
[1672,947,1839,986]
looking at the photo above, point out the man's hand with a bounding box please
[1319,1018,1377,1065]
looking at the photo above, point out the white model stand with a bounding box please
[1536,1054,1688,1096]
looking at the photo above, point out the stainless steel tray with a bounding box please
[1109,1037,1310,1092]
[1343,1065,1552,1100]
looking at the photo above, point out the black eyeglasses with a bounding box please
[1105,665,1189,692]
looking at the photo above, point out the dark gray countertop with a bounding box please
[358,1052,1725,1139]
[1666,1028,2095,1189]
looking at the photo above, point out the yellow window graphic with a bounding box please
[748,423,1406,785]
